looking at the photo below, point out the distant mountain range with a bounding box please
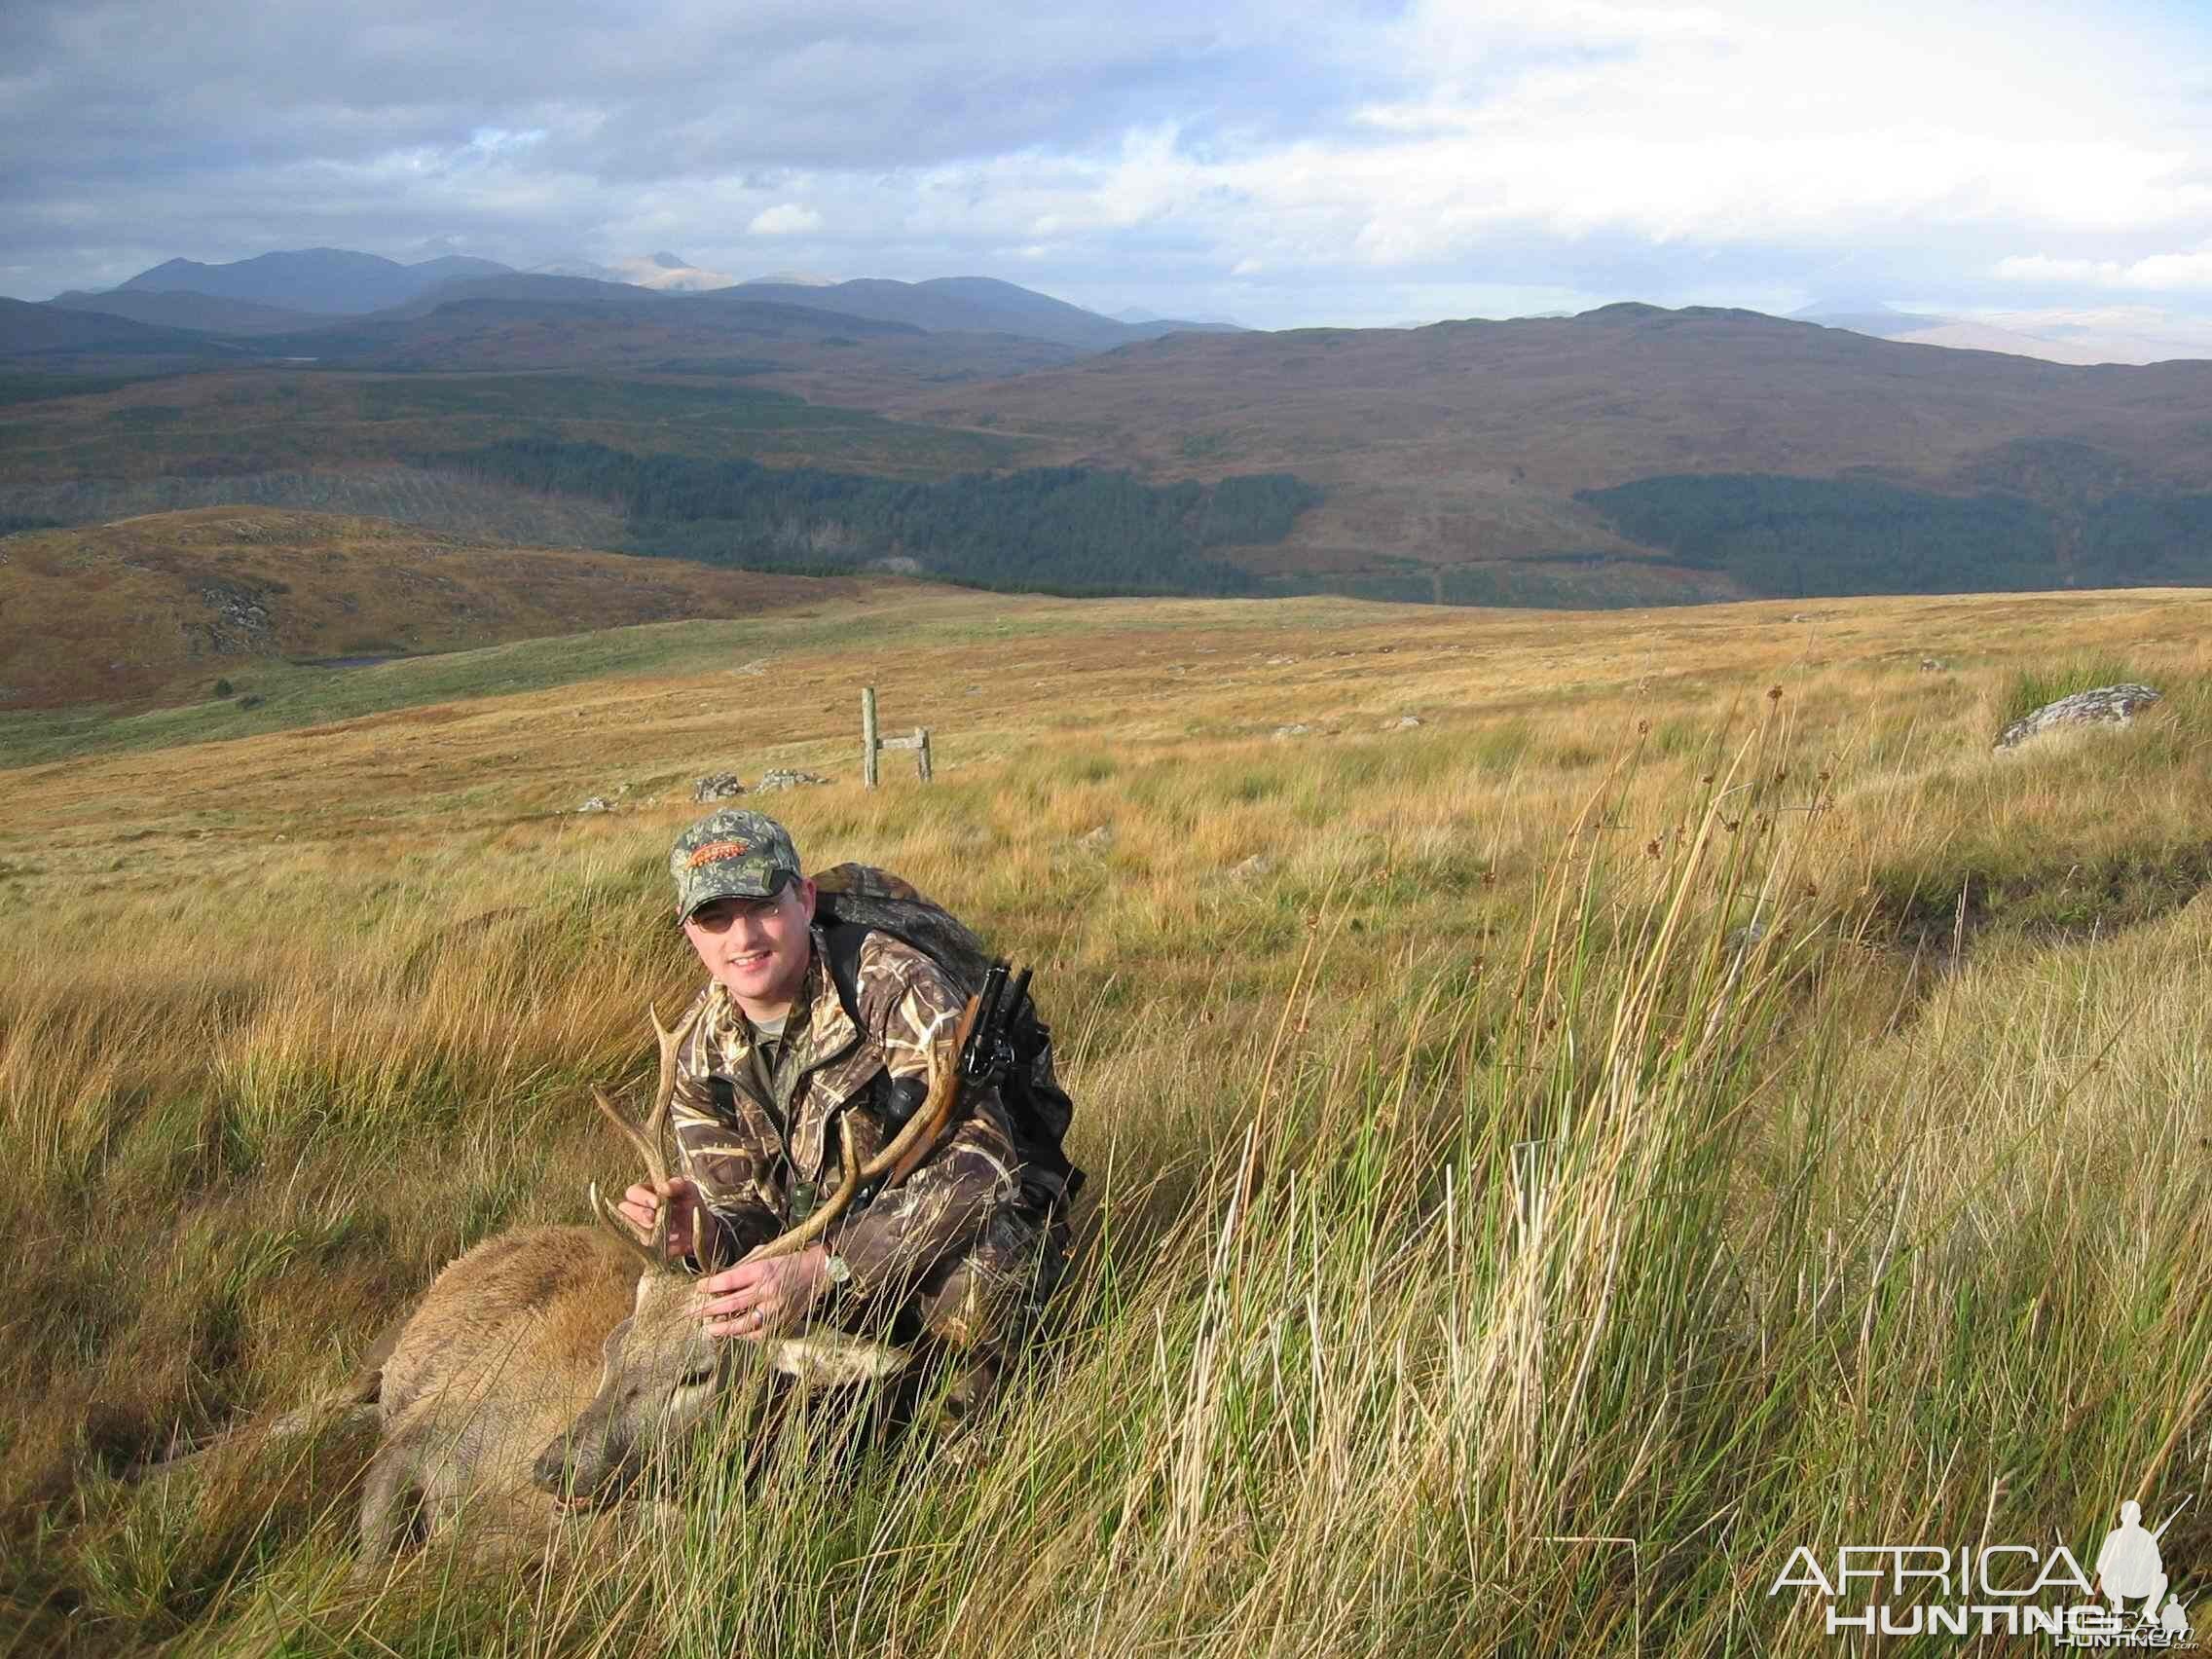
[34,247,1240,352]
[529,252,746,292]
[114,248,512,314]
[19,250,2212,610]
[1788,301,2211,367]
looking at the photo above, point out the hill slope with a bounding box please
[44,290,321,337]
[888,302,2212,592]
[0,506,904,711]
[0,297,253,359]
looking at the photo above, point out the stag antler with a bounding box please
[590,1001,710,1267]
[736,990,987,1264]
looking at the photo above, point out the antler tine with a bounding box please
[592,1001,710,1266]
[741,1117,863,1263]
[589,1179,661,1266]
[641,1002,699,1187]
[737,989,987,1266]
[859,991,985,1185]
[592,1088,674,1262]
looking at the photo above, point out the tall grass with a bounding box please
[1998,655,2148,727]
[4,607,2211,1654]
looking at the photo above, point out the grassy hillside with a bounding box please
[4,586,2211,1653]
[0,507,921,717]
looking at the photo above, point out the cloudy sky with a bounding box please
[9,0,2212,341]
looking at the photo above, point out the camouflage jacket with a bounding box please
[666,927,1033,1300]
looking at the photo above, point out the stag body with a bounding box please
[156,999,968,1576]
[354,1224,641,1575]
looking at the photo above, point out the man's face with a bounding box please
[682,877,817,1015]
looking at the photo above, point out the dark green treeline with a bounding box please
[420,439,1324,597]
[1581,473,2212,597]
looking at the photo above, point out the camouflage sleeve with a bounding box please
[663,990,785,1264]
[830,941,1021,1301]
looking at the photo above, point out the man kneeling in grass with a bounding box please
[617,808,1077,1438]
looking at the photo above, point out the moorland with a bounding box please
[7,249,2212,1654]
[14,256,2212,612]
[4,577,2211,1654]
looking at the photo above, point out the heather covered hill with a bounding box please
[17,291,2212,608]
[890,302,2212,595]
[728,274,1235,347]
[0,506,904,712]
[0,370,1030,489]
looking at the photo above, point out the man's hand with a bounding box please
[694,1246,831,1341]
[616,1177,702,1264]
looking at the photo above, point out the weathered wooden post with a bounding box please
[861,688,932,787]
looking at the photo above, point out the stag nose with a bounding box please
[532,1442,572,1495]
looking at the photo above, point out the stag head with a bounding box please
[535,994,977,1502]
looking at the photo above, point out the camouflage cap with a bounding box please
[668,808,803,920]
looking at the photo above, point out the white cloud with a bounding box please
[10,0,2212,333]
[748,203,824,236]
[1996,249,2212,291]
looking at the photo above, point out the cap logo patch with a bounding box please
[687,838,752,867]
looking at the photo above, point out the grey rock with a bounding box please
[1919,656,1949,673]
[691,772,747,802]
[753,768,830,793]
[1074,825,1114,852]
[1385,715,1422,730]
[1995,683,2161,751]
[575,796,613,813]
[1272,723,1312,740]
[1226,853,1274,881]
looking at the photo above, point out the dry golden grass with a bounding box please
[4,582,2210,1654]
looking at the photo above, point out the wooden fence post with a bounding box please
[862,689,933,786]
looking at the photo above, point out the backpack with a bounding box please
[812,864,1083,1206]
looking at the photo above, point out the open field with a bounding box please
[4,586,2212,1653]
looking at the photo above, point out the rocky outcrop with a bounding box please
[691,772,746,802]
[1995,683,2161,751]
[190,580,276,656]
[752,769,830,793]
